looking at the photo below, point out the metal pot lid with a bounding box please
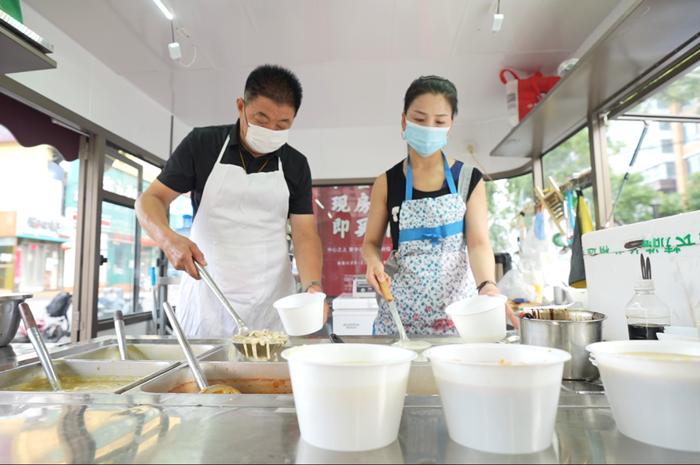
[0,293,34,302]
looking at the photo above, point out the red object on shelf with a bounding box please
[312,185,392,297]
[499,68,560,124]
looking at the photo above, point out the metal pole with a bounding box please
[588,115,614,229]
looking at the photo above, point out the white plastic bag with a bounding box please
[498,269,536,302]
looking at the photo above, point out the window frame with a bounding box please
[97,146,144,327]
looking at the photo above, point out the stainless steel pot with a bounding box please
[0,294,33,347]
[518,308,606,380]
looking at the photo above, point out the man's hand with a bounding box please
[163,232,207,279]
[307,284,330,324]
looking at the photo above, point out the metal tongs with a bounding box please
[195,262,250,336]
[194,262,286,361]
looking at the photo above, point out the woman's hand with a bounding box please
[479,283,519,329]
[366,261,391,296]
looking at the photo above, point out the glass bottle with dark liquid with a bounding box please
[625,280,670,340]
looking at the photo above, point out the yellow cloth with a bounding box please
[570,194,593,289]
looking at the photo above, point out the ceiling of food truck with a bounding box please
[23,0,619,176]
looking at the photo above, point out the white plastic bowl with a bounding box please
[282,344,417,452]
[425,343,571,455]
[274,292,326,336]
[587,340,700,452]
[446,295,508,343]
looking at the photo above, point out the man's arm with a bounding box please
[136,180,206,279]
[290,214,323,291]
[290,213,328,322]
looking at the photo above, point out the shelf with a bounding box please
[0,11,55,74]
[490,0,700,159]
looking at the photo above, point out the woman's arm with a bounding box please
[465,180,496,291]
[465,179,519,327]
[362,174,391,293]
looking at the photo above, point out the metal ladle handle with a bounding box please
[162,302,208,392]
[114,310,128,361]
[19,303,62,391]
[194,262,250,335]
[378,279,409,343]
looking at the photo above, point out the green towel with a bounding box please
[0,0,23,23]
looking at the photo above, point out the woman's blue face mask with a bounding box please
[402,120,450,157]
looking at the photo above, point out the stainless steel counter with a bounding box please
[0,336,697,464]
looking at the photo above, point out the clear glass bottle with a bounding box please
[625,279,671,340]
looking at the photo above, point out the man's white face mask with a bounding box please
[244,122,289,154]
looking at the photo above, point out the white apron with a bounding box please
[177,134,296,338]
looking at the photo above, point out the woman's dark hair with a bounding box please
[403,75,458,117]
[244,64,303,114]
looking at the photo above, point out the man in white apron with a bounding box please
[136,65,325,338]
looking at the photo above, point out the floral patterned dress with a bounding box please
[374,155,477,336]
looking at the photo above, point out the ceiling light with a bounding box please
[492,0,504,32]
[152,0,174,21]
[492,13,504,32]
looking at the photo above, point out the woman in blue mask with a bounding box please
[361,75,517,336]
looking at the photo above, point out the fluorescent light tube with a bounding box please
[492,13,504,32]
[152,0,174,21]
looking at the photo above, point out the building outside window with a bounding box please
[0,124,79,340]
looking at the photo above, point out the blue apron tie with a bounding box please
[399,220,464,245]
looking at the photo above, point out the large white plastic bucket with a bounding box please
[587,340,700,452]
[274,292,326,336]
[445,295,508,343]
[282,344,416,451]
[425,344,571,455]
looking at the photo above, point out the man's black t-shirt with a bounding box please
[157,121,313,217]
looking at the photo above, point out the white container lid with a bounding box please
[333,294,379,310]
[333,310,378,317]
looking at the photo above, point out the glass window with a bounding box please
[687,153,700,175]
[661,139,674,153]
[532,128,596,287]
[103,153,140,199]
[606,119,700,225]
[139,225,159,318]
[685,123,700,143]
[98,202,137,319]
[626,63,700,118]
[169,194,193,238]
[0,124,79,343]
[542,127,595,229]
[120,150,161,192]
[486,173,534,260]
[99,148,164,324]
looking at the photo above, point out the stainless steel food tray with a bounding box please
[62,343,220,362]
[0,360,176,394]
[134,361,292,395]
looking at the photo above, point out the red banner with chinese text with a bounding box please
[312,185,392,297]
